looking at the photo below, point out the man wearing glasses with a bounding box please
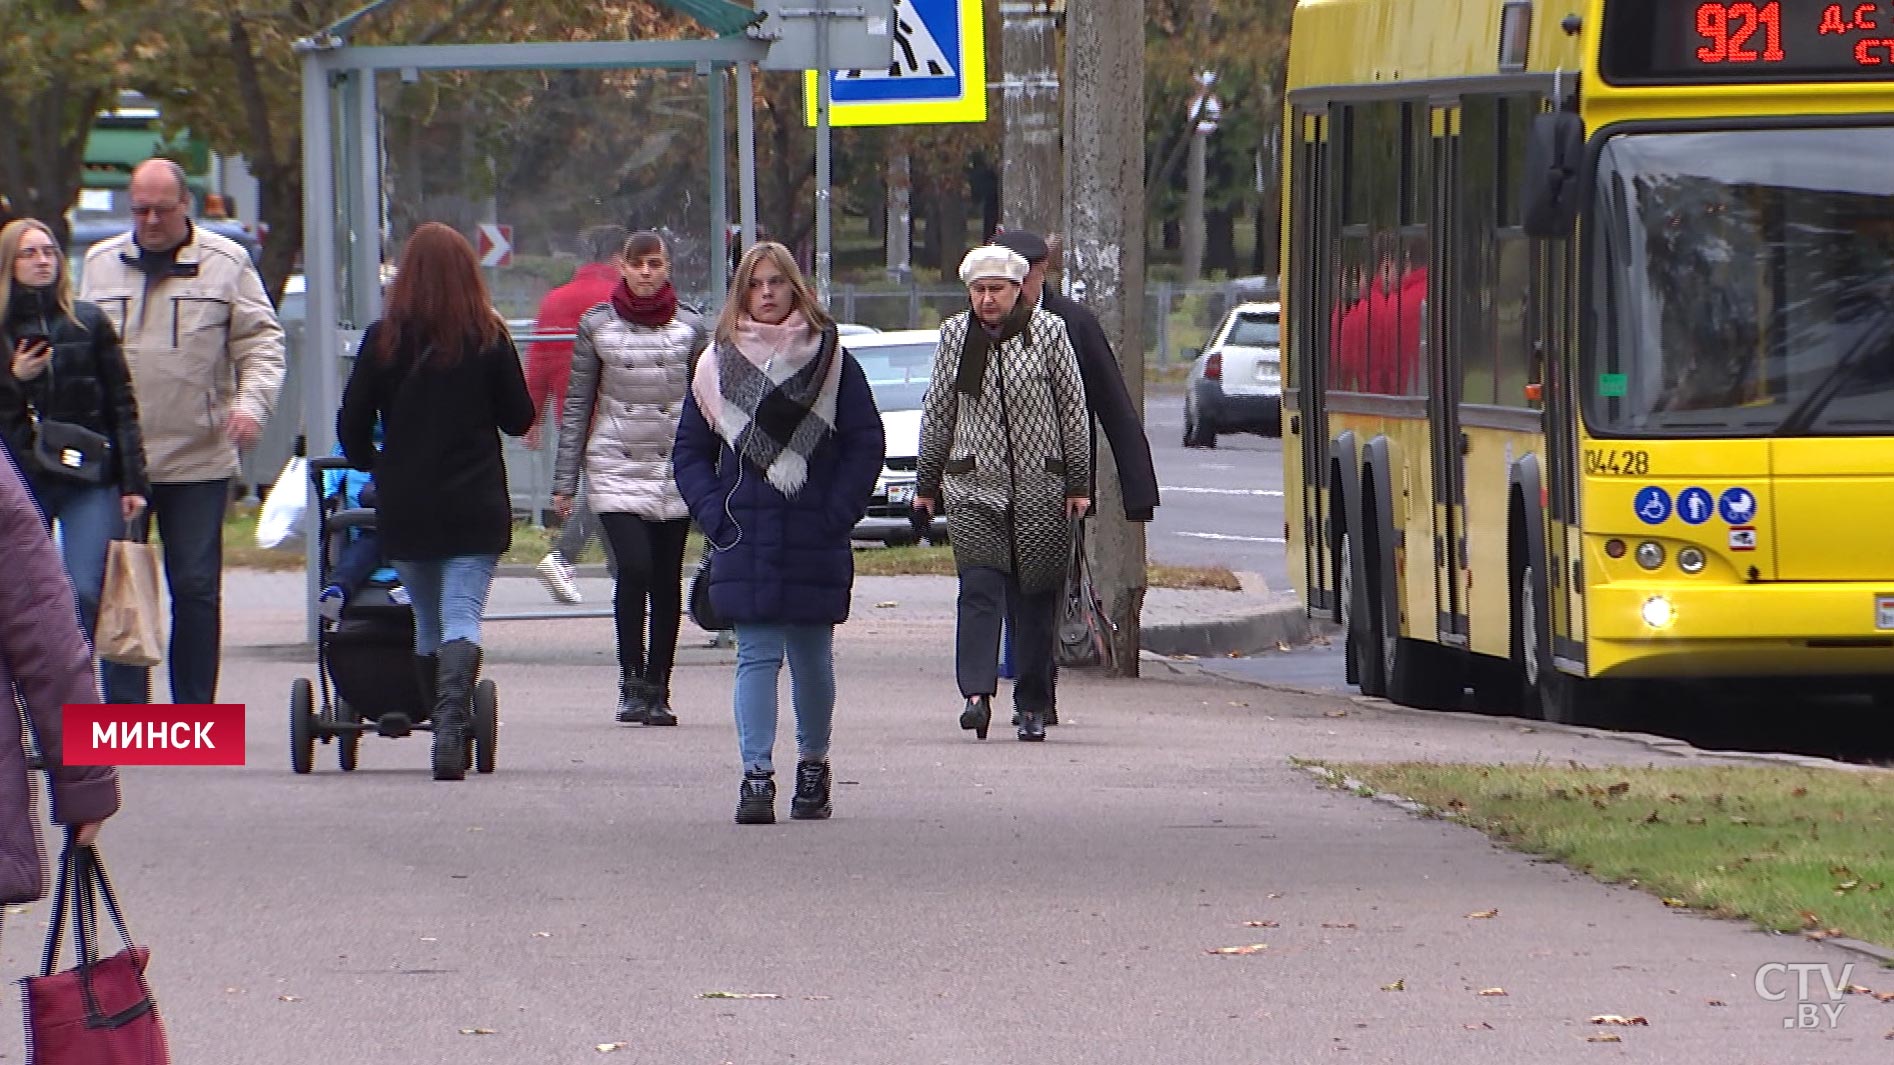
[79,158,285,706]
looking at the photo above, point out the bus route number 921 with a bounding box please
[1584,448,1651,476]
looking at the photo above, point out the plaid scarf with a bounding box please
[699,317,841,497]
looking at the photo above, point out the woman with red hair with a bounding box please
[337,223,536,780]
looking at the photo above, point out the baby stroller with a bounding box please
[288,455,499,774]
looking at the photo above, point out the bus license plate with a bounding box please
[887,483,915,505]
[1878,595,1894,631]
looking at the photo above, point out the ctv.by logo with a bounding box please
[1755,962,1852,1029]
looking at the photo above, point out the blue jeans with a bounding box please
[733,623,836,775]
[26,477,125,644]
[392,555,499,654]
[106,479,228,706]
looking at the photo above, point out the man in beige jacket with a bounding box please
[80,158,285,706]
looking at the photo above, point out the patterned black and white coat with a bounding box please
[917,307,1092,593]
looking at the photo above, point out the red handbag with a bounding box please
[20,838,169,1064]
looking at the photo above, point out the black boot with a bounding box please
[412,654,437,717]
[735,769,775,824]
[432,640,481,781]
[791,759,832,821]
[643,674,677,727]
[959,695,991,740]
[1017,708,1046,742]
[615,673,650,725]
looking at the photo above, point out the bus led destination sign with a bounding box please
[1602,0,1894,82]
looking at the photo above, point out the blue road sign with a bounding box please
[1718,486,1758,525]
[1677,487,1714,526]
[808,0,987,126]
[1634,486,1672,525]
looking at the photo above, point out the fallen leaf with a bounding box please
[1792,786,1809,797]
[1875,991,1894,1003]
[1661,897,1687,908]
[1587,1033,1623,1043]
[532,931,553,938]
[874,600,898,609]
[1606,781,1631,795]
[697,991,782,1000]
[1206,943,1268,955]
[1324,710,1347,718]
[1321,922,1357,929]
[277,995,301,1003]
[1465,909,1499,919]
[420,937,438,942]
[1589,1015,1648,1026]
[1267,892,1284,899]
[459,1028,497,1036]
[1844,984,1875,996]
[1464,1022,1494,1030]
[1381,979,1406,992]
[1477,988,1508,997]
[595,1042,628,1053]
[1241,920,1279,928]
[1514,726,1537,733]
[1837,880,1862,894]
[1707,999,1726,1007]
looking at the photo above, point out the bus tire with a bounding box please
[1370,538,1463,710]
[1339,529,1385,697]
[1517,562,1620,726]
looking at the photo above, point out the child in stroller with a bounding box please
[316,442,407,622]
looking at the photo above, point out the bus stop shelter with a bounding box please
[293,2,770,634]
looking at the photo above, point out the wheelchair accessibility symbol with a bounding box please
[1634,486,1672,525]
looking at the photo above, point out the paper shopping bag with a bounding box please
[97,538,163,667]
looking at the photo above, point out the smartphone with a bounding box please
[12,326,48,350]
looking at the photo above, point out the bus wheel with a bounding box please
[1377,564,1464,709]
[1340,532,1385,697]
[1518,564,1616,726]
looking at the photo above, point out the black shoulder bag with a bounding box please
[13,332,113,484]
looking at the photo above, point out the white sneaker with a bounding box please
[536,551,582,604]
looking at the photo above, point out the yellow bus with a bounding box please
[1282,0,1894,724]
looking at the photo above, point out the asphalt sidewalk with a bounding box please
[30,567,1884,1062]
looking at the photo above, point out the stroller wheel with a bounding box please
[337,698,360,772]
[473,679,498,774]
[290,678,316,774]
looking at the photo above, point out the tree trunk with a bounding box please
[1161,218,1180,251]
[936,178,969,284]
[0,84,109,248]
[1206,205,1238,277]
[1066,0,1145,676]
[1001,1,1063,238]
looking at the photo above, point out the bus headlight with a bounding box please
[1677,547,1706,574]
[1635,541,1665,570]
[1641,595,1676,629]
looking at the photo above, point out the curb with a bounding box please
[1293,763,1894,970]
[1140,602,1316,658]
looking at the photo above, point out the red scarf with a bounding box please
[611,278,677,328]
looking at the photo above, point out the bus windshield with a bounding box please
[1588,126,1894,437]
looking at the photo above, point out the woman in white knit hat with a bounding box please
[913,244,1090,742]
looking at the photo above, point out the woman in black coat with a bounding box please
[338,223,535,781]
[672,241,884,825]
[0,218,148,650]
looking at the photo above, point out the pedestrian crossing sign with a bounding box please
[804,0,988,127]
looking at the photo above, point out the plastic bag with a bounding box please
[255,455,308,550]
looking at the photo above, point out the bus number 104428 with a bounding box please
[1584,449,1652,476]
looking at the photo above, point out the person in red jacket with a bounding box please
[526,225,624,603]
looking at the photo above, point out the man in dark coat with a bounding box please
[993,229,1160,521]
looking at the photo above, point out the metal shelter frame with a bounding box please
[293,22,768,635]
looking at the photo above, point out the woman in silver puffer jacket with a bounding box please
[552,231,708,726]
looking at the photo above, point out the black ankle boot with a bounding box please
[791,759,832,820]
[615,673,650,724]
[432,640,481,781]
[735,769,775,824]
[643,674,677,726]
[1017,708,1046,742]
[959,695,992,740]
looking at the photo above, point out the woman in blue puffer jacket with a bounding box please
[672,241,884,826]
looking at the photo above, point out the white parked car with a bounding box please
[846,329,947,545]
[1184,301,1282,448]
